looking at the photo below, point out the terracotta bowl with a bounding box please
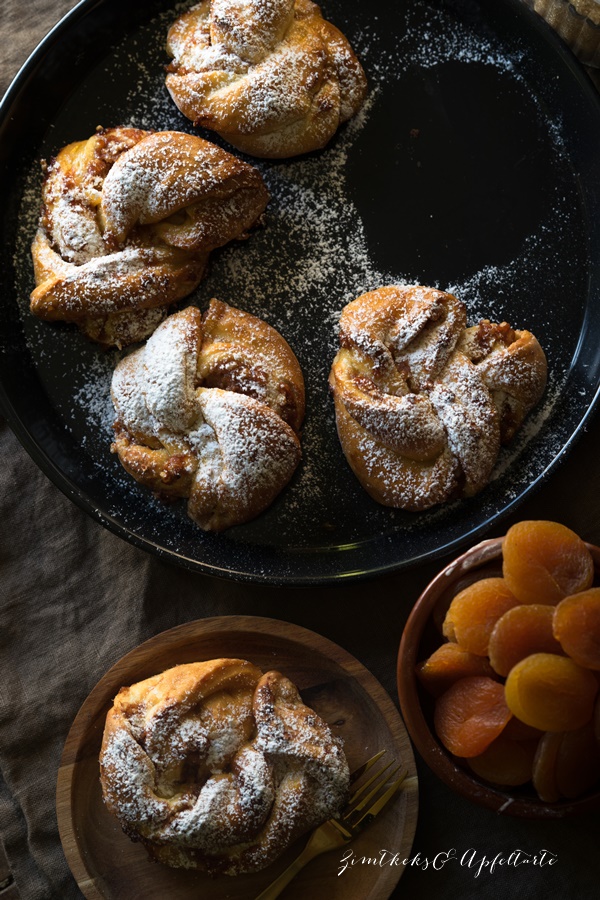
[397,537,600,818]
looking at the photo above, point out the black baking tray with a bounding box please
[1,0,600,584]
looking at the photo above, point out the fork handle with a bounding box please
[254,841,323,900]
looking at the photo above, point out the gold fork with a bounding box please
[255,751,407,900]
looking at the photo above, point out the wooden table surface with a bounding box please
[1,2,600,900]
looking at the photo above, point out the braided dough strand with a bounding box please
[30,128,269,346]
[100,659,349,874]
[111,301,304,531]
[329,285,547,511]
[165,0,367,158]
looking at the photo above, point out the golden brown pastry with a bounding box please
[329,285,547,511]
[111,299,305,530]
[526,0,600,66]
[99,658,349,874]
[165,0,367,158]
[30,128,269,346]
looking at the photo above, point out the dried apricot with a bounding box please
[505,653,598,732]
[416,643,496,696]
[488,604,563,677]
[502,717,543,742]
[532,724,600,802]
[502,520,594,606]
[532,731,563,803]
[553,588,600,670]
[467,735,537,786]
[442,578,521,656]
[555,724,600,799]
[434,676,512,757]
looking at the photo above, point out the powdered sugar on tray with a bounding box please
[10,0,590,557]
[353,5,523,81]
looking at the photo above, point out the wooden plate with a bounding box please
[57,616,418,899]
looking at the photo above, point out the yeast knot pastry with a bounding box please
[329,285,547,511]
[30,128,269,346]
[99,659,350,873]
[165,0,367,158]
[111,299,304,530]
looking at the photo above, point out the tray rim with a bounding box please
[2,0,600,585]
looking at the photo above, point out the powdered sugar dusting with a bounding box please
[353,5,523,82]
[196,388,299,494]
[331,287,547,511]
[111,305,302,531]
[100,661,349,873]
[165,0,367,155]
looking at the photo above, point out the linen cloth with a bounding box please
[1,2,600,900]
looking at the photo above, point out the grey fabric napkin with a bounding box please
[0,417,407,900]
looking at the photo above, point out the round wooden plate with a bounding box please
[57,616,418,900]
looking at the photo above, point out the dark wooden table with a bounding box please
[1,2,599,899]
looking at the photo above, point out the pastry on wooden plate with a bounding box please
[111,299,305,531]
[99,658,349,873]
[329,285,547,512]
[30,128,269,346]
[165,0,367,158]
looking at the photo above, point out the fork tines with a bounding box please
[348,749,386,785]
[342,750,407,831]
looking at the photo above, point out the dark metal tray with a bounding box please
[1,0,599,583]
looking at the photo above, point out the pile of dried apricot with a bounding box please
[416,520,600,802]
